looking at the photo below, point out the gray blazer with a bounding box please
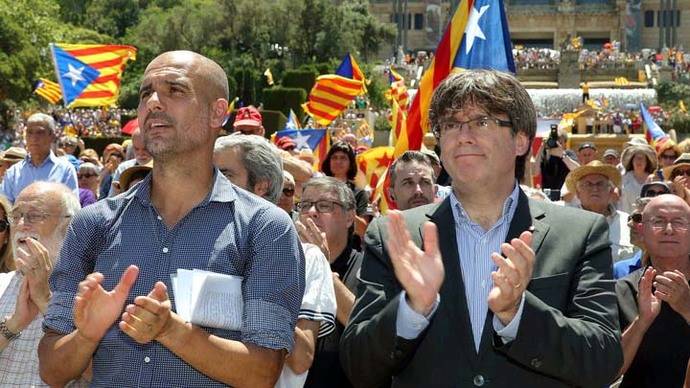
[340,190,623,387]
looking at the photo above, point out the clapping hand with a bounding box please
[385,210,444,316]
[120,281,173,344]
[488,231,535,325]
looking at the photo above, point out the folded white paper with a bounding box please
[171,269,243,330]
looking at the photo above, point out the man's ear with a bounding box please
[515,132,530,157]
[387,187,395,201]
[210,98,229,129]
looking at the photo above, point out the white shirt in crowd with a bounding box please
[275,243,337,388]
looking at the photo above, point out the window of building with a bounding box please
[414,13,424,30]
[644,10,654,27]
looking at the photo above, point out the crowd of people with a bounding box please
[0,51,687,387]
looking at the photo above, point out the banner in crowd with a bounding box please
[34,78,62,104]
[273,128,330,170]
[50,43,137,108]
[640,102,669,149]
[302,54,366,126]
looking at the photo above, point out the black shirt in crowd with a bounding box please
[616,267,690,388]
[305,243,363,388]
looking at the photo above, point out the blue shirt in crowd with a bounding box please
[1,151,78,203]
[45,170,305,387]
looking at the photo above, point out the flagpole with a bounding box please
[49,43,68,108]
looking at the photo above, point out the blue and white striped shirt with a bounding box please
[396,184,525,351]
[45,170,305,387]
[449,184,520,351]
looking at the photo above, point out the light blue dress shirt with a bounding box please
[396,184,526,351]
[1,151,78,203]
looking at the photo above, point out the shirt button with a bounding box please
[473,374,485,386]
[144,356,151,363]
[162,247,169,253]
[530,357,542,368]
[157,216,162,221]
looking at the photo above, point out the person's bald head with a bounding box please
[145,51,228,103]
[640,194,690,260]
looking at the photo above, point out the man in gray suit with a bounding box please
[340,70,622,387]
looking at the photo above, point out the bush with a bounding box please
[261,110,288,138]
[262,87,307,122]
[667,111,690,134]
[282,69,317,96]
[374,113,391,133]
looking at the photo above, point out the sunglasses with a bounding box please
[77,173,98,179]
[661,154,678,160]
[0,219,8,233]
[282,188,295,197]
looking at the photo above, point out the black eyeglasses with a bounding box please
[78,173,98,179]
[661,154,678,160]
[642,189,670,197]
[282,188,295,197]
[296,200,346,213]
[436,116,512,136]
[0,219,9,233]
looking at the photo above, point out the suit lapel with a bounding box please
[427,198,480,368]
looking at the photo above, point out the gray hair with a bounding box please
[213,134,284,203]
[18,182,80,235]
[302,176,356,211]
[428,70,537,181]
[26,113,57,135]
[79,162,100,175]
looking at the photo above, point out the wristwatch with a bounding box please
[0,318,20,341]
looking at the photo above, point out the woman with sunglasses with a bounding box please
[77,162,100,207]
[0,196,12,273]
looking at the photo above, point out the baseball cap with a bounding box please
[602,149,619,159]
[578,142,597,152]
[276,136,296,151]
[233,106,262,128]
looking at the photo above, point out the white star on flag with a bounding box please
[291,132,311,150]
[63,63,86,87]
[464,4,490,55]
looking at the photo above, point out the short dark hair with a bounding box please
[389,151,436,187]
[322,141,357,181]
[428,70,537,181]
[302,176,356,210]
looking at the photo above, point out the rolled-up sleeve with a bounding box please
[241,206,305,351]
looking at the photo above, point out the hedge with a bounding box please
[262,87,307,122]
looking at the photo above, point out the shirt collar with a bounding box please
[129,168,237,206]
[450,181,520,226]
[26,151,57,168]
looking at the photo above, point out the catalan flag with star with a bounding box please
[50,43,137,108]
[302,53,366,126]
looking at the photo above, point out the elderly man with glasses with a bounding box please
[566,160,634,262]
[615,194,690,387]
[295,176,362,387]
[0,182,81,386]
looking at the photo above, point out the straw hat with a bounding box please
[662,153,690,180]
[565,160,622,194]
[119,161,153,191]
[1,147,27,163]
[620,143,657,172]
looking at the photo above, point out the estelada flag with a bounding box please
[405,0,514,151]
[50,43,136,107]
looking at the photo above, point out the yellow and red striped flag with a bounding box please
[302,54,366,126]
[385,67,409,110]
[34,78,63,104]
[50,43,137,107]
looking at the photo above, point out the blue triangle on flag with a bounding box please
[52,45,101,105]
[452,0,516,73]
[335,54,355,79]
[275,129,326,151]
